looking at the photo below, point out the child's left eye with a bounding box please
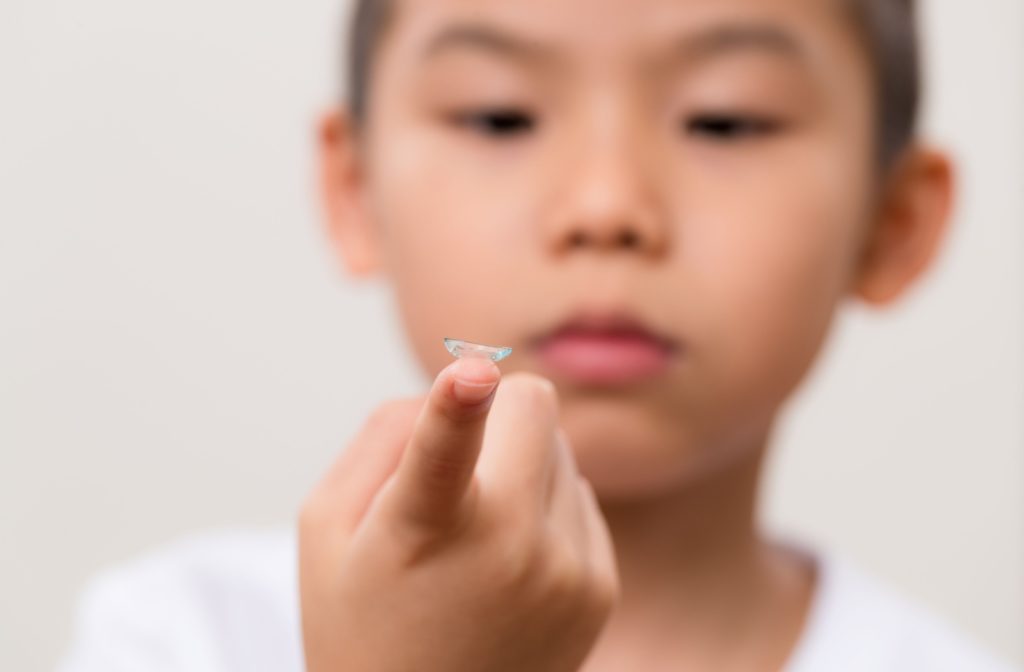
[683,113,782,141]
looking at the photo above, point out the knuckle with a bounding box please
[366,398,414,430]
[542,541,585,599]
[536,528,619,616]
[392,476,480,552]
[419,446,469,490]
[500,373,559,417]
[588,570,621,615]
[578,477,597,502]
[491,529,544,593]
[298,492,327,534]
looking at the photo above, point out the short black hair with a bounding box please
[344,0,920,168]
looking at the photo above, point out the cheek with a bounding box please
[681,147,871,421]
[365,129,531,375]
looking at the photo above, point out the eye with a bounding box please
[684,113,782,141]
[449,108,536,137]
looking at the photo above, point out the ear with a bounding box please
[318,107,382,277]
[851,144,956,306]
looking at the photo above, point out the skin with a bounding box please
[307,0,955,669]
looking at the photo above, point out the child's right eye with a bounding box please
[447,108,536,138]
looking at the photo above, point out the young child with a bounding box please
[59,0,1018,670]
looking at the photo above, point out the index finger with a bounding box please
[384,356,501,531]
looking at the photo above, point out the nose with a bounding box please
[542,115,669,258]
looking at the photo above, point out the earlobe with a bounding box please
[318,107,382,278]
[852,145,956,306]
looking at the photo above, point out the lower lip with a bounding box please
[533,332,675,385]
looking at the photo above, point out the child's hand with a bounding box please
[299,357,619,672]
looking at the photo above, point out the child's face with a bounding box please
[332,0,879,498]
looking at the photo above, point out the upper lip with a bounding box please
[529,308,679,350]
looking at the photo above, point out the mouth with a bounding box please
[528,309,681,387]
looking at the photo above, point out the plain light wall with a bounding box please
[1,0,1021,670]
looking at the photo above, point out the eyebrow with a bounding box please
[419,21,804,67]
[421,24,555,63]
[678,23,804,63]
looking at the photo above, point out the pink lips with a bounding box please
[531,313,678,386]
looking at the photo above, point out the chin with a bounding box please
[559,393,768,502]
[558,399,703,500]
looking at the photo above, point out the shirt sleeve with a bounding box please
[56,529,303,672]
[56,564,223,672]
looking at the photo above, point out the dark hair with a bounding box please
[345,0,919,168]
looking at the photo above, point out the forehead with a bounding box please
[382,0,861,71]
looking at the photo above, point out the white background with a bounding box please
[1,1,1021,670]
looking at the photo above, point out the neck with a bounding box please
[601,440,765,613]
[585,432,814,670]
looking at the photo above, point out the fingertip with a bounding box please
[446,357,501,405]
[450,355,501,383]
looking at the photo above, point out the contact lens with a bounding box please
[443,338,513,362]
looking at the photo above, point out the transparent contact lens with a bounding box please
[444,338,513,362]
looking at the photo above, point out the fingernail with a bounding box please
[451,359,500,405]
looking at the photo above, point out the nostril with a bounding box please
[568,231,588,248]
[563,228,644,250]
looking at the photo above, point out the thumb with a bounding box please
[385,356,500,531]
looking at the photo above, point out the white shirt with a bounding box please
[57,527,1019,672]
